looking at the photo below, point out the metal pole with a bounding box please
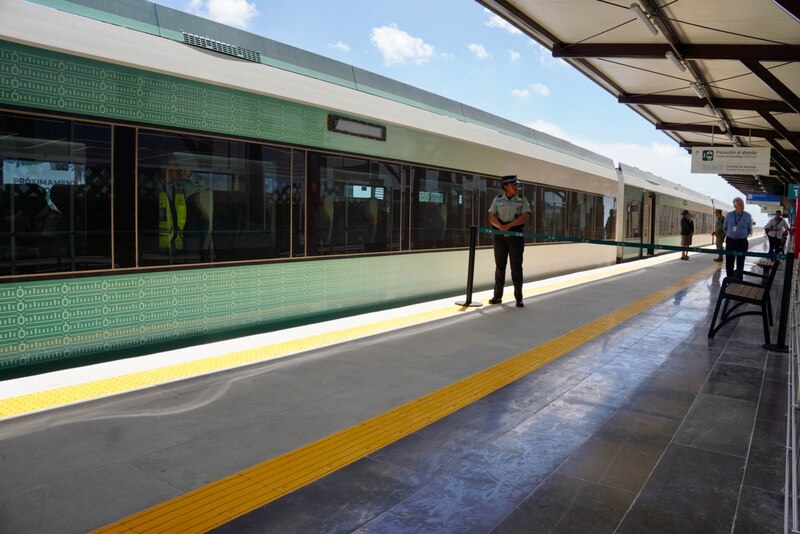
[456,225,482,307]
[765,252,794,352]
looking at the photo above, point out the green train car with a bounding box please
[0,0,723,375]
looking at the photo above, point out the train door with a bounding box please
[642,192,656,255]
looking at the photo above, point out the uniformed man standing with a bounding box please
[488,175,531,308]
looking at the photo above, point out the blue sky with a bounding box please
[154,0,757,220]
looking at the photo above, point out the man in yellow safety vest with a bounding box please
[159,167,190,251]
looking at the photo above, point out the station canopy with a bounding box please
[478,0,800,197]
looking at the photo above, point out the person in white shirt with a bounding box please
[764,210,790,255]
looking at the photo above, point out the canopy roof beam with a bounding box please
[743,60,800,114]
[619,95,792,112]
[552,44,800,61]
[759,111,800,152]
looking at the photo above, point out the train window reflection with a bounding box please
[0,112,112,275]
[307,153,401,255]
[411,168,473,250]
[137,131,291,265]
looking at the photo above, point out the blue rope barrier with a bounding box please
[476,227,786,260]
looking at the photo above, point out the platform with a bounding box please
[0,239,788,533]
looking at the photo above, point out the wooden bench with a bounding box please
[708,260,780,344]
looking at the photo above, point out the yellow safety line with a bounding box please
[0,250,697,420]
[94,264,719,533]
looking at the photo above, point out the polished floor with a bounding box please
[0,242,788,533]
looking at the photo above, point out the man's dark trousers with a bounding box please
[725,237,748,278]
[493,234,524,301]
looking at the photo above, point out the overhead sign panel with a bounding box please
[690,147,771,175]
[745,192,782,203]
[789,184,800,200]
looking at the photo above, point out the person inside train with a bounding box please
[604,208,616,240]
[488,175,531,308]
[764,209,789,255]
[723,197,753,279]
[157,158,213,259]
[679,210,693,260]
[711,208,725,262]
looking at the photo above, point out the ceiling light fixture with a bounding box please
[718,120,727,132]
[690,82,705,99]
[704,104,715,115]
[629,3,659,37]
[665,50,686,73]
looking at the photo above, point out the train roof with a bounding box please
[20,0,615,171]
[618,162,729,209]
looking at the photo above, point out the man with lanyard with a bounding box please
[764,210,789,255]
[723,196,753,279]
[488,175,531,308]
[711,208,725,262]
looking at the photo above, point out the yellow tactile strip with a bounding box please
[94,264,719,533]
[0,307,457,419]
[0,249,698,420]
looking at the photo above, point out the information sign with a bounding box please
[690,147,770,174]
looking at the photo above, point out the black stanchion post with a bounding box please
[764,252,794,352]
[456,225,482,308]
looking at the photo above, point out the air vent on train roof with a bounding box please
[182,32,261,63]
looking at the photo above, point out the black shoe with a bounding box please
[488,297,502,304]
[713,258,723,262]
[516,301,524,308]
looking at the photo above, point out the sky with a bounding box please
[156,0,766,222]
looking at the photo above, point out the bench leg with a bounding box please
[766,294,774,326]
[761,301,771,345]
[709,295,726,338]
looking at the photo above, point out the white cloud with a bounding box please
[467,43,491,60]
[370,24,435,65]
[512,83,550,98]
[531,42,565,67]
[484,8,522,35]
[186,0,258,29]
[525,119,752,217]
[509,50,521,62]
[328,41,350,52]
[530,82,550,96]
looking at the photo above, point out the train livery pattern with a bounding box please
[0,0,720,374]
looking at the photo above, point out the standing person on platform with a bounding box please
[764,210,789,255]
[488,175,531,308]
[680,210,694,260]
[723,197,753,279]
[711,209,725,262]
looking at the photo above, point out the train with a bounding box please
[0,0,724,376]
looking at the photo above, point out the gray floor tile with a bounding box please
[491,474,636,534]
[732,486,784,534]
[617,444,745,534]
[214,457,421,534]
[674,394,757,458]
[757,379,788,424]
[0,462,179,534]
[703,362,764,402]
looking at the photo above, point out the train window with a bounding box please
[538,187,567,239]
[307,153,401,255]
[602,196,616,240]
[626,200,641,239]
[410,168,474,250]
[477,176,502,246]
[0,112,112,276]
[137,131,292,265]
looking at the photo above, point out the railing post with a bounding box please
[765,252,793,352]
[456,225,482,308]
